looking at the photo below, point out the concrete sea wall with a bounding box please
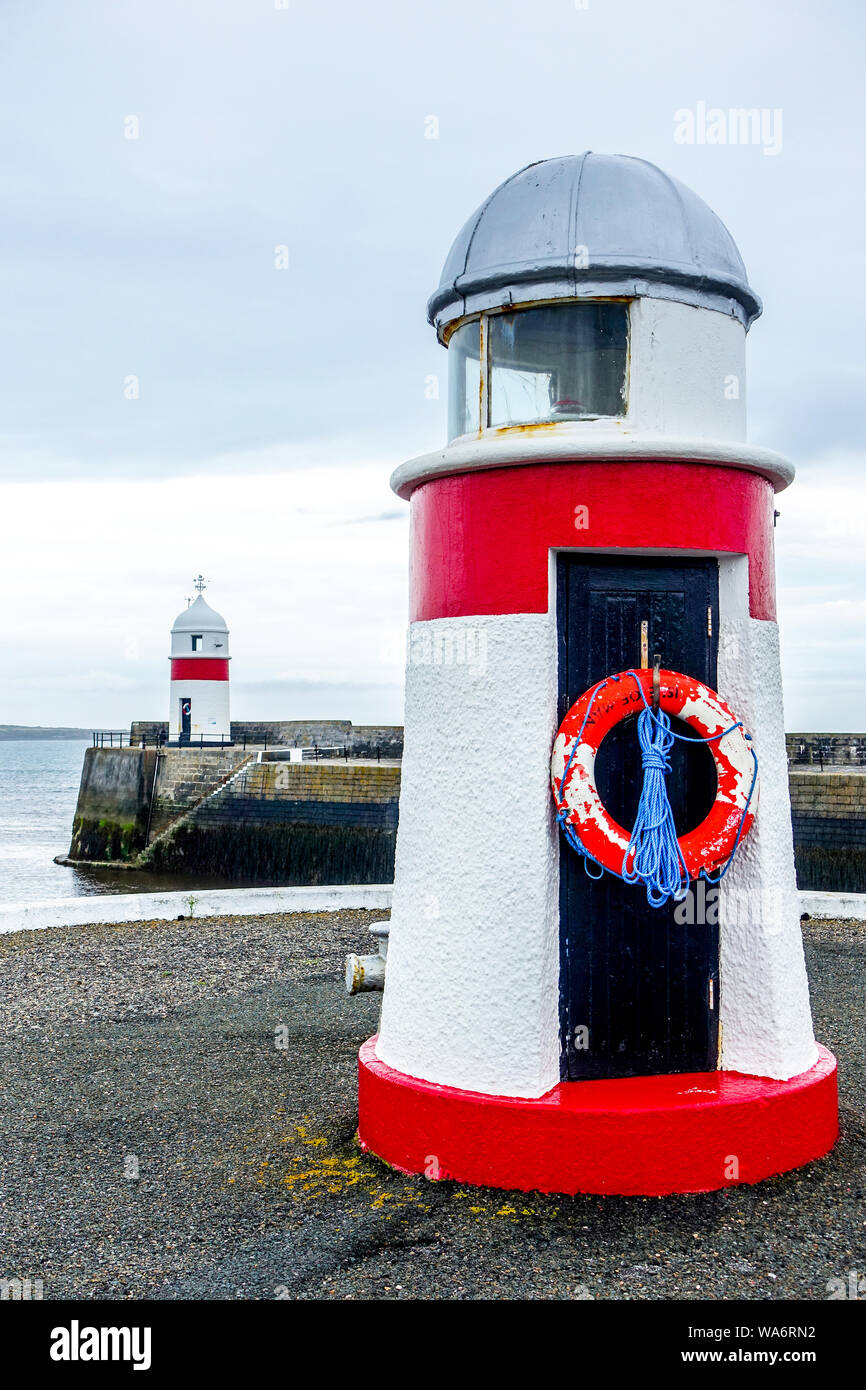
[786,733,866,768]
[67,738,865,891]
[66,745,401,885]
[68,747,158,862]
[147,748,252,838]
[129,719,404,758]
[789,770,866,892]
[144,760,400,883]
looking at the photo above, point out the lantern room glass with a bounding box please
[488,303,627,427]
[447,319,481,441]
[445,301,628,440]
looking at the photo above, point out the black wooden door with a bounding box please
[557,555,720,1080]
[180,698,191,743]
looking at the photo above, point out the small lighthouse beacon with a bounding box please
[359,154,838,1196]
[168,577,231,746]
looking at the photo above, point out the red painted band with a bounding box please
[358,1039,837,1197]
[170,658,229,681]
[410,461,776,622]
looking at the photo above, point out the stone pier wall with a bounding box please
[68,747,158,862]
[66,744,401,883]
[789,769,866,892]
[129,719,404,758]
[786,733,866,768]
[68,737,865,890]
[144,759,401,883]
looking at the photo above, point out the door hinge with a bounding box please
[708,977,715,1011]
[707,607,713,638]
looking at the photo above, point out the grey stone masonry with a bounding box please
[130,720,403,758]
[147,748,253,839]
[786,733,866,768]
[789,770,866,848]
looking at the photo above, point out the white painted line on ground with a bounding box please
[0,885,861,935]
[798,890,866,921]
[0,885,394,935]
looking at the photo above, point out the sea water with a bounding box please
[0,740,236,903]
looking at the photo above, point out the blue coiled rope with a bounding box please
[621,704,689,907]
[556,670,758,908]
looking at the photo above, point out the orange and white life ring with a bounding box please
[551,668,758,882]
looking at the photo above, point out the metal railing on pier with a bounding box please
[258,744,387,763]
[101,730,394,758]
[788,740,866,771]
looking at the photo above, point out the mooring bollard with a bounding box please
[345,923,389,994]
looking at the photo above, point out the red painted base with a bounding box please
[358,1038,838,1196]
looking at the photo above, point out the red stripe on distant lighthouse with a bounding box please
[409,461,776,621]
[170,658,229,681]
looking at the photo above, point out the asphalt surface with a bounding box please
[0,910,862,1300]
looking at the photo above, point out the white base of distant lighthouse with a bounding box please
[168,678,231,745]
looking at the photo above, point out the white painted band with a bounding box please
[392,432,794,499]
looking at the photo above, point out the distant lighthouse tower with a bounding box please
[168,577,231,746]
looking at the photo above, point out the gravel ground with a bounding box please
[0,909,862,1301]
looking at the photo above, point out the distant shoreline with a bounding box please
[0,727,93,741]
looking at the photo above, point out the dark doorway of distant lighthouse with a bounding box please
[556,555,720,1080]
[179,698,191,745]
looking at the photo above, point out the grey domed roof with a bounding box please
[171,593,228,633]
[428,153,761,338]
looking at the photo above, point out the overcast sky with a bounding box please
[0,0,863,730]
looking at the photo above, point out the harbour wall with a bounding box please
[147,747,253,838]
[67,735,866,890]
[129,719,404,758]
[68,746,159,862]
[66,746,400,884]
[786,733,866,768]
[789,770,866,893]
[143,760,400,883]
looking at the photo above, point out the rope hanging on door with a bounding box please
[620,700,689,907]
[551,669,759,908]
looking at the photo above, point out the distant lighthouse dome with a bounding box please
[171,593,228,634]
[427,152,761,340]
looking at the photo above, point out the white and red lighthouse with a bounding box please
[359,153,838,1196]
[168,579,231,746]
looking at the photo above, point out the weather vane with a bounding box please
[193,574,207,595]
